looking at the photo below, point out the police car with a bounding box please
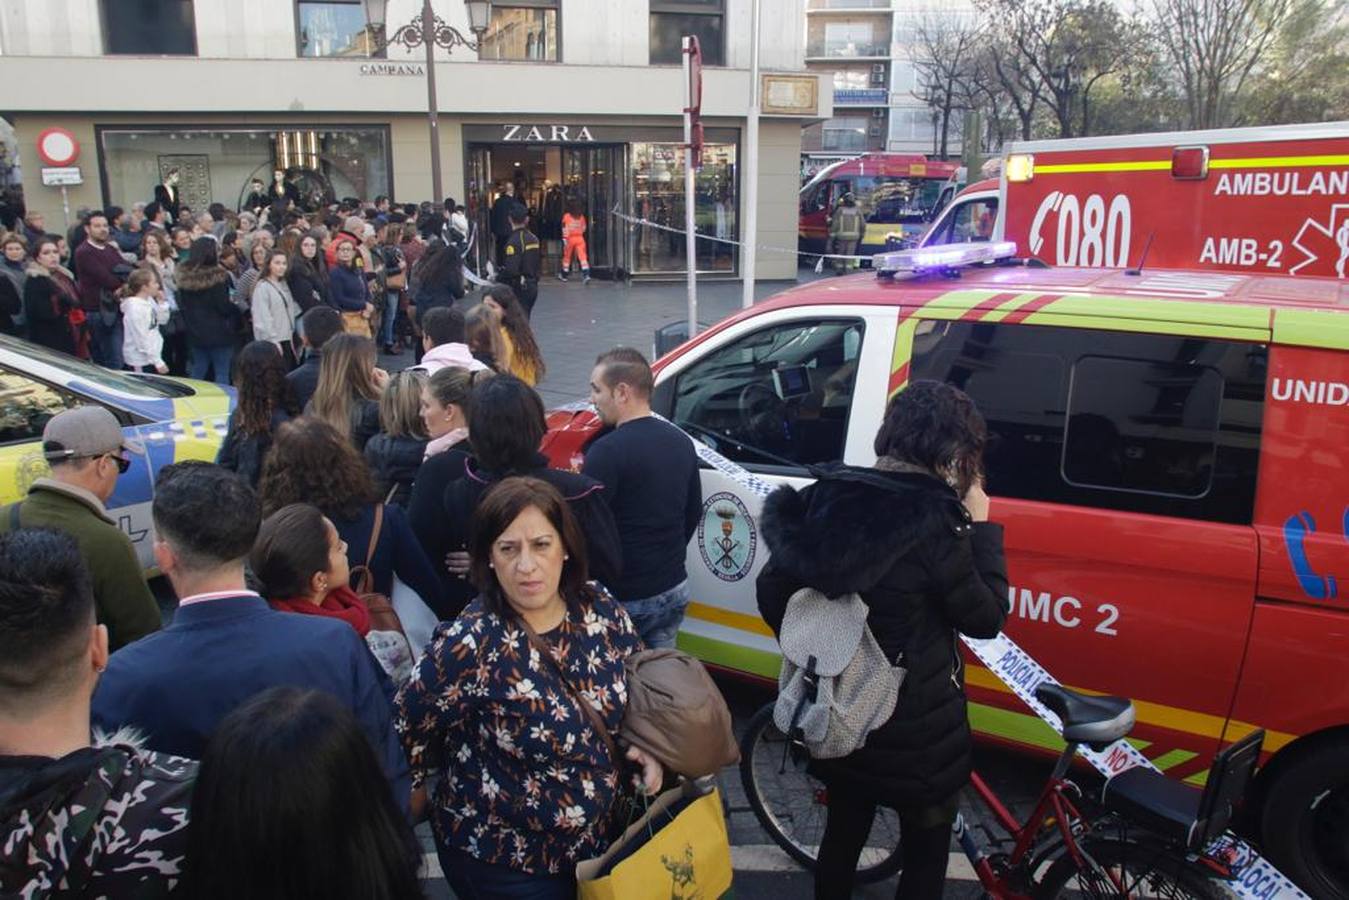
[0,335,232,567]
[545,241,1349,898]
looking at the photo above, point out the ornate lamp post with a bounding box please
[363,0,492,204]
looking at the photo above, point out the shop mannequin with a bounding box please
[153,169,182,225]
[270,169,301,211]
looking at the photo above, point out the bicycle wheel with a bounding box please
[1035,836,1225,899]
[739,702,904,884]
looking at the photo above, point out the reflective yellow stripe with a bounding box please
[685,601,775,638]
[1210,154,1349,169]
[1019,312,1267,341]
[1037,161,1172,174]
[1035,153,1349,175]
[979,293,1045,323]
[1272,308,1349,351]
[1149,749,1199,772]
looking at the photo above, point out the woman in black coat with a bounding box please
[176,237,239,385]
[756,380,1008,900]
[438,375,621,618]
[23,237,81,355]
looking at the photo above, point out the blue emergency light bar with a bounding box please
[874,240,1018,275]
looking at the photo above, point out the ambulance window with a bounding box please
[1063,357,1223,499]
[910,321,1265,524]
[672,318,863,472]
[952,199,998,243]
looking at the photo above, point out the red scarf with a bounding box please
[270,586,371,637]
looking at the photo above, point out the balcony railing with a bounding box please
[806,0,893,11]
[806,41,891,58]
[834,88,889,104]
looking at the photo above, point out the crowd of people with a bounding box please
[0,186,547,388]
[0,188,1008,900]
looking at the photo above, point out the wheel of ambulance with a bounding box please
[739,702,904,884]
[1259,738,1349,899]
[1033,835,1224,899]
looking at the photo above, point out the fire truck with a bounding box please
[799,153,964,258]
[920,121,1349,279]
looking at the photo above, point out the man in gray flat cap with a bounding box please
[1,406,159,650]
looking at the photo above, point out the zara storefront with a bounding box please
[462,122,741,279]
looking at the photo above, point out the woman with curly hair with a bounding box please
[307,333,386,452]
[216,341,299,486]
[482,284,545,386]
[258,416,446,620]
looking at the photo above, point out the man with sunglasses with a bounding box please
[1,406,159,650]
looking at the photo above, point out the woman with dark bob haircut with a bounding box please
[258,416,447,619]
[438,375,621,616]
[396,477,661,899]
[185,686,422,900]
[756,380,1009,900]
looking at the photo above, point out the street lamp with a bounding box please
[363,0,492,204]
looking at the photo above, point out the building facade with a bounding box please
[0,0,829,279]
[800,0,964,177]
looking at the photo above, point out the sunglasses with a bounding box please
[100,452,132,474]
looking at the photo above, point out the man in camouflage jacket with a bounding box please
[0,529,194,898]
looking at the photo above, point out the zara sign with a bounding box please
[501,124,596,143]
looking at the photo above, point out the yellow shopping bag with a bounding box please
[576,781,733,900]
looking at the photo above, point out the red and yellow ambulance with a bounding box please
[921,122,1349,280]
[799,153,964,257]
[546,227,1349,896]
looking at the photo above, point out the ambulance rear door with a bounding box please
[890,287,1270,778]
[649,304,901,679]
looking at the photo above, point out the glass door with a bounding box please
[559,146,629,279]
[464,145,493,277]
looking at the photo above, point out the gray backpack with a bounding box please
[773,586,906,760]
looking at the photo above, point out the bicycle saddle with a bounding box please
[1034,683,1135,749]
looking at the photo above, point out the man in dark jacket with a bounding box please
[756,382,1008,900]
[0,528,194,899]
[287,305,343,409]
[2,406,161,651]
[489,182,516,268]
[583,347,700,648]
[497,202,541,317]
[91,462,412,813]
[74,211,128,369]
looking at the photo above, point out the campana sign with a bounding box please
[359,63,427,76]
[502,124,596,143]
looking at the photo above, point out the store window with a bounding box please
[650,0,725,66]
[631,142,737,274]
[102,0,196,55]
[673,319,864,472]
[297,0,383,58]
[99,127,392,214]
[479,2,559,61]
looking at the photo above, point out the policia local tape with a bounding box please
[562,403,1305,900]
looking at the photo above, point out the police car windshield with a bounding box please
[0,336,192,399]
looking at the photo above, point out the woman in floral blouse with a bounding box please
[395,476,661,899]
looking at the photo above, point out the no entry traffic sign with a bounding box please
[36,128,79,167]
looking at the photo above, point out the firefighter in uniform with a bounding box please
[498,202,542,317]
[827,191,865,275]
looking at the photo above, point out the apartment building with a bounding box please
[0,0,831,279]
[800,0,963,177]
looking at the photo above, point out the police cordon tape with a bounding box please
[608,206,870,262]
[552,400,1308,900]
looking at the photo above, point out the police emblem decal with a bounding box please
[697,492,757,583]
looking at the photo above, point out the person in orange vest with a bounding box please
[558,199,591,284]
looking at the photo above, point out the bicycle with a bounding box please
[740,682,1265,897]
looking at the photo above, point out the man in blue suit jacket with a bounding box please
[92,462,411,812]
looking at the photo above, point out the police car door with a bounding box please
[651,306,896,679]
